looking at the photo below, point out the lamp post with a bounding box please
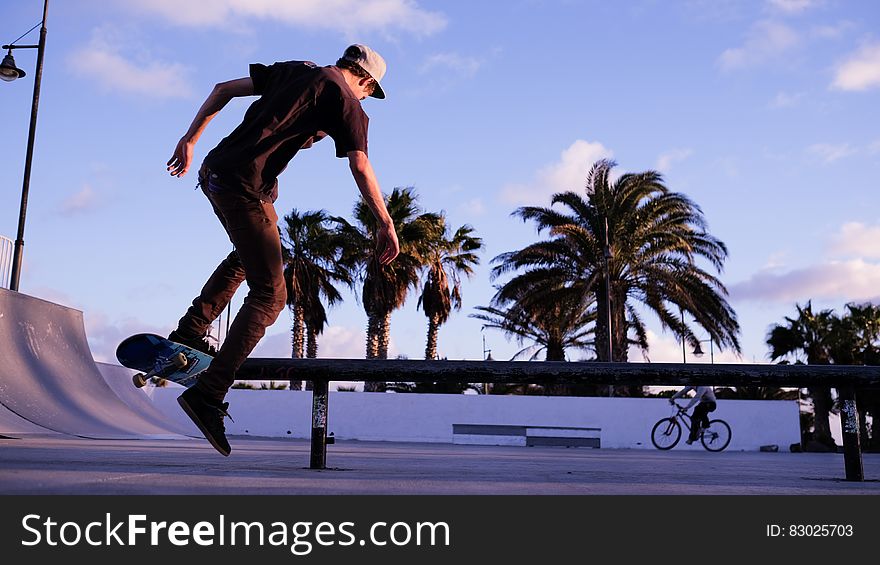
[602,216,615,397]
[692,339,714,364]
[679,309,713,364]
[680,310,687,363]
[602,216,613,362]
[481,326,493,395]
[2,0,49,292]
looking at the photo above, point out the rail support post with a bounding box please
[309,377,329,470]
[837,385,863,481]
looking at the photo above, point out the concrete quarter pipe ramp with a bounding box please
[0,400,55,437]
[0,288,187,439]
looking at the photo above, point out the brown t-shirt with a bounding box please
[203,61,369,202]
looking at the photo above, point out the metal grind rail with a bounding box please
[236,358,879,480]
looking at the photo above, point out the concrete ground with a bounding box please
[1,435,879,495]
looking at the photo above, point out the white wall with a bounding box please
[150,387,800,451]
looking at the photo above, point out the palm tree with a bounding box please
[493,159,740,363]
[418,220,483,360]
[472,288,595,363]
[337,187,440,391]
[472,288,596,395]
[766,301,836,449]
[827,302,880,451]
[281,209,353,366]
[829,302,880,365]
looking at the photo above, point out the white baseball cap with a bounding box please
[342,44,387,99]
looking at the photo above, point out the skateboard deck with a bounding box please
[116,333,213,389]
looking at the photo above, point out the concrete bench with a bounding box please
[453,424,601,448]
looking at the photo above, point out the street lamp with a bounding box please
[679,309,714,364]
[3,0,49,292]
[692,339,714,364]
[601,216,614,362]
[481,326,493,395]
[682,335,714,364]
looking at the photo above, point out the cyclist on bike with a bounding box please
[669,386,717,444]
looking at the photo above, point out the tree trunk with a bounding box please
[301,323,317,391]
[611,291,641,397]
[306,324,318,359]
[809,386,835,449]
[291,305,304,359]
[289,305,304,391]
[365,314,379,360]
[545,340,565,362]
[612,290,628,362]
[425,315,440,360]
[595,278,611,362]
[377,311,392,360]
[544,339,570,396]
[363,313,384,392]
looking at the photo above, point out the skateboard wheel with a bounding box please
[173,352,188,368]
[132,373,148,388]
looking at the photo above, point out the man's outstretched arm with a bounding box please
[167,77,255,177]
[347,150,400,265]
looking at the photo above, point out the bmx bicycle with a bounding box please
[651,402,731,452]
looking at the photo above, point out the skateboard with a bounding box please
[116,333,213,389]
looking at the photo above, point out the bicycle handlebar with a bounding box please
[669,401,688,413]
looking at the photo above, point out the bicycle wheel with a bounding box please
[651,417,682,450]
[701,419,731,452]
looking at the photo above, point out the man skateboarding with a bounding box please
[165,44,400,456]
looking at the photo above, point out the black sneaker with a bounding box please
[169,330,217,356]
[177,386,232,456]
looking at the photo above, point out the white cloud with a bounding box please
[629,330,682,363]
[407,48,500,95]
[458,198,485,217]
[500,140,614,205]
[806,142,856,164]
[124,0,446,37]
[68,28,194,99]
[763,251,789,270]
[420,52,483,78]
[60,185,99,216]
[828,222,880,259]
[250,325,401,390]
[629,330,742,364]
[810,21,855,40]
[250,332,293,358]
[655,148,694,173]
[733,221,880,305]
[832,41,880,92]
[765,0,820,14]
[769,91,804,108]
[730,259,880,304]
[84,313,166,363]
[718,20,800,71]
[251,325,392,359]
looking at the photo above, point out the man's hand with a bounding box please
[167,137,194,177]
[668,398,675,405]
[165,77,254,179]
[347,150,399,265]
[376,222,400,265]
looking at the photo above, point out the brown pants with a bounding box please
[175,168,287,402]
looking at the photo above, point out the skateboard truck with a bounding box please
[132,352,189,388]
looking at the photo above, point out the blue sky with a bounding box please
[2,0,879,369]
